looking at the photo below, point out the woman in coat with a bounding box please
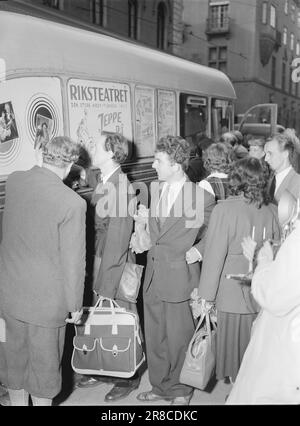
[197,157,281,383]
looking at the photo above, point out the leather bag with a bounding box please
[71,297,145,378]
[116,262,144,303]
[180,311,217,390]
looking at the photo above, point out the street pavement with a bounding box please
[57,370,232,406]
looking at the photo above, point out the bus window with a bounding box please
[237,103,278,139]
[180,94,208,152]
[157,89,176,140]
[135,86,155,158]
[211,98,234,140]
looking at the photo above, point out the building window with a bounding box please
[91,0,104,26]
[208,46,227,73]
[270,5,276,28]
[291,33,295,51]
[284,0,288,15]
[282,62,286,91]
[128,0,138,39]
[157,2,167,50]
[262,2,267,24]
[43,0,62,9]
[289,66,292,94]
[271,56,276,87]
[298,11,300,28]
[291,3,295,22]
[297,41,300,56]
[209,2,229,30]
[283,27,288,45]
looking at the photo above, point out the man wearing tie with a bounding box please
[137,135,215,405]
[265,129,300,204]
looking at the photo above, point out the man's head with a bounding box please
[264,129,300,173]
[91,132,128,169]
[248,138,266,160]
[42,136,80,178]
[152,135,191,182]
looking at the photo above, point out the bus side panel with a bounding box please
[0,77,64,177]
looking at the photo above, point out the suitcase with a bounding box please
[71,297,145,378]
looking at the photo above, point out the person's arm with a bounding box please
[94,189,134,298]
[189,188,216,261]
[197,205,229,302]
[59,198,86,313]
[252,236,300,316]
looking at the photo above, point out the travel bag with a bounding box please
[71,297,145,378]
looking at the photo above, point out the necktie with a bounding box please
[269,174,276,201]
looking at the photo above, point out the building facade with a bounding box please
[181,0,300,133]
[22,0,184,56]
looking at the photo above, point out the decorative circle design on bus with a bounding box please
[26,94,60,144]
[0,112,21,166]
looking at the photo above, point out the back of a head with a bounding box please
[103,132,129,164]
[203,142,232,174]
[228,157,267,207]
[42,136,80,168]
[156,135,191,171]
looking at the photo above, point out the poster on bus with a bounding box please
[67,79,132,155]
[157,90,176,139]
[135,86,155,157]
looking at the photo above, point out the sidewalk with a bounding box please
[57,370,232,406]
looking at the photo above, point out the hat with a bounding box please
[248,138,266,147]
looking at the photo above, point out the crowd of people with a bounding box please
[0,126,300,406]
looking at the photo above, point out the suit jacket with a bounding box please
[0,166,86,327]
[198,196,281,314]
[270,168,300,204]
[93,168,136,298]
[143,179,215,303]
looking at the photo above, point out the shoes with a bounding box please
[170,395,192,405]
[0,392,11,406]
[105,382,140,402]
[76,375,114,388]
[136,390,173,403]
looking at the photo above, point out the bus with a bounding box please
[0,11,278,236]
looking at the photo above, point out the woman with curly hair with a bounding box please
[199,142,233,201]
[196,157,281,384]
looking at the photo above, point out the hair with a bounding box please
[155,135,191,171]
[266,128,300,169]
[220,132,238,146]
[248,137,266,148]
[42,136,80,168]
[228,157,269,208]
[103,132,128,163]
[232,130,244,145]
[203,142,232,174]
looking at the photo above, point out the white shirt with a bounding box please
[275,166,292,195]
[198,172,228,197]
[101,166,121,184]
[156,176,186,217]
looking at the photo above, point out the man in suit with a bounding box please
[265,129,300,204]
[0,136,86,406]
[136,135,215,405]
[76,132,142,402]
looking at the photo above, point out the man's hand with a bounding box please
[65,309,83,324]
[186,247,202,264]
[257,240,274,266]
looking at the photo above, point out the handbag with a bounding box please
[116,262,144,303]
[71,297,145,378]
[180,311,217,390]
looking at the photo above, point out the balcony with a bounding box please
[206,16,230,36]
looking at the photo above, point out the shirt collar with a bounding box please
[102,166,121,184]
